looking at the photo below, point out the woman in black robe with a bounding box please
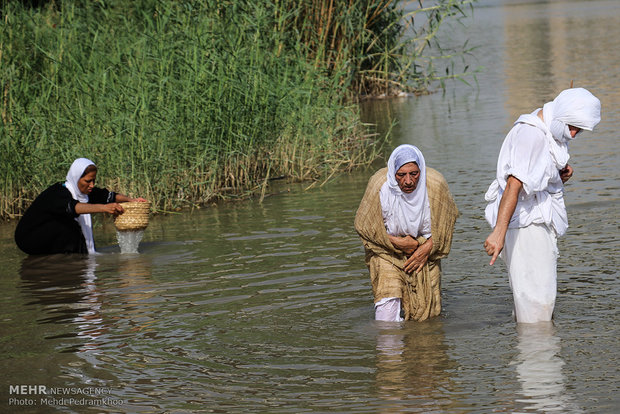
[15,158,147,255]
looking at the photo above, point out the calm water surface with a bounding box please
[1,1,618,412]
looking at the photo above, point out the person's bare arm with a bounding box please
[75,202,124,215]
[388,235,419,255]
[484,175,522,265]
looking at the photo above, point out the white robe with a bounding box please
[485,87,601,237]
[504,224,558,323]
[484,87,601,323]
[484,114,567,236]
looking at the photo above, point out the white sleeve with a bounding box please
[503,125,553,195]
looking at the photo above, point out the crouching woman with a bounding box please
[15,158,148,255]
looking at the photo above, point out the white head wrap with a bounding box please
[379,145,431,238]
[539,87,601,168]
[64,158,97,254]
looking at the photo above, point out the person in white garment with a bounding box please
[355,145,458,322]
[483,87,601,323]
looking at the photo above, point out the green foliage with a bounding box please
[0,0,475,219]
[283,0,478,97]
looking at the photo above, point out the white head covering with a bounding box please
[379,145,431,238]
[64,158,97,254]
[539,88,601,168]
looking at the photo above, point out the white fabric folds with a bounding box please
[504,224,558,323]
[64,158,97,254]
[485,88,601,236]
[375,297,404,322]
[542,87,601,168]
[380,145,432,239]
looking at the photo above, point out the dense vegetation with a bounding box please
[0,0,475,219]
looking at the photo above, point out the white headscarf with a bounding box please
[540,87,601,168]
[379,145,431,238]
[64,158,97,254]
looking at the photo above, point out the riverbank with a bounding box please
[0,0,475,219]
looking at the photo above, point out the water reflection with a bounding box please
[501,0,620,115]
[512,322,580,413]
[20,255,104,353]
[17,254,160,408]
[375,321,457,411]
[19,253,158,353]
[1,1,618,411]
[115,254,156,334]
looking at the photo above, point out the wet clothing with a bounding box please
[355,167,458,321]
[484,87,601,323]
[15,183,115,255]
[483,117,562,323]
[504,224,558,323]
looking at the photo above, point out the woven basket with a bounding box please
[114,202,151,231]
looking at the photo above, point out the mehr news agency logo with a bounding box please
[8,384,124,408]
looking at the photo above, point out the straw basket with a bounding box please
[114,202,151,231]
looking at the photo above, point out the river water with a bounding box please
[1,0,618,412]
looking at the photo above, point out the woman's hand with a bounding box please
[560,164,573,183]
[115,194,149,203]
[100,203,125,215]
[484,229,504,266]
[404,237,433,274]
[389,235,419,255]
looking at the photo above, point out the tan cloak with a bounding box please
[354,167,458,321]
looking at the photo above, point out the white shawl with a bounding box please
[380,145,431,238]
[64,158,97,254]
[541,87,601,169]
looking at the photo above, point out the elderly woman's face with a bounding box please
[395,162,420,193]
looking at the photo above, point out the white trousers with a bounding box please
[503,224,559,323]
[375,297,404,322]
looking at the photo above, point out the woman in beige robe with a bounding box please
[354,148,458,321]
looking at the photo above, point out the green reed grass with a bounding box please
[286,0,477,97]
[0,0,474,219]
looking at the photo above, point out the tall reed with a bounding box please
[0,0,379,218]
[0,0,474,219]
[283,0,477,97]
